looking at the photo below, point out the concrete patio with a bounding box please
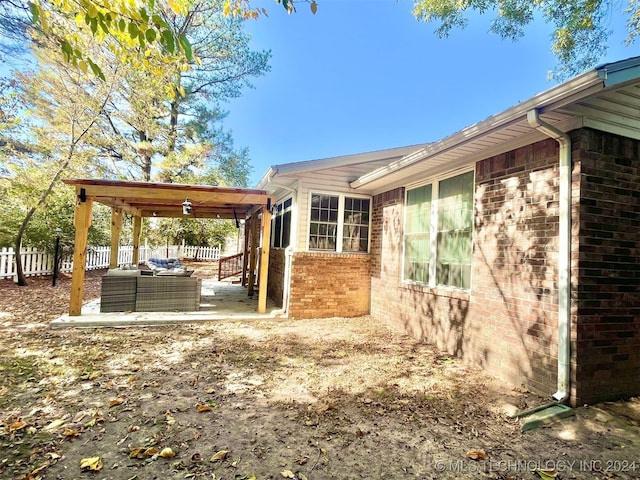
[50,279,283,328]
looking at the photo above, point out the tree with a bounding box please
[28,0,195,81]
[0,1,31,60]
[1,0,265,283]
[89,0,266,185]
[146,217,237,259]
[223,0,317,16]
[411,0,637,78]
[1,45,118,285]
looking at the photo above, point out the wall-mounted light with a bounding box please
[182,199,192,215]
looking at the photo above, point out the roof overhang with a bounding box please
[350,56,640,194]
[256,144,426,194]
[63,179,273,219]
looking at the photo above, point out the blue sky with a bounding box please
[224,0,639,186]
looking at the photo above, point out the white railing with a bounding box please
[0,244,221,280]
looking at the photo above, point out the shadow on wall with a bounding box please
[398,286,483,366]
[474,154,564,394]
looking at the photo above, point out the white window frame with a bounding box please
[307,191,372,253]
[271,196,293,249]
[402,168,475,290]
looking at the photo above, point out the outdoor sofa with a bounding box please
[100,262,200,312]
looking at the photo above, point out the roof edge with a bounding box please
[255,143,427,188]
[351,67,608,189]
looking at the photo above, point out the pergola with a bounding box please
[63,179,273,316]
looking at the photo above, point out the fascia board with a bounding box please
[267,144,426,177]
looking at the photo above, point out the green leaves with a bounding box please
[178,35,192,61]
[127,21,139,39]
[411,0,616,78]
[30,0,196,80]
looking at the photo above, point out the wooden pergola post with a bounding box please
[109,208,123,269]
[132,215,142,266]
[69,193,93,316]
[242,219,250,286]
[257,207,272,313]
[247,215,258,297]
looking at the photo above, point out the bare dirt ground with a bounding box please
[1,262,640,480]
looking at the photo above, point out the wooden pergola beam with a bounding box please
[137,208,244,219]
[247,215,258,297]
[82,185,269,206]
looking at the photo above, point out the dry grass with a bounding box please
[1,268,640,479]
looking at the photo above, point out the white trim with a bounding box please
[306,190,372,254]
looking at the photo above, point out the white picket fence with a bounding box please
[0,244,221,280]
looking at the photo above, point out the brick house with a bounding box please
[257,56,640,406]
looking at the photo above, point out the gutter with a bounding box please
[526,109,572,403]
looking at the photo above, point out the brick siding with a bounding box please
[572,128,640,405]
[371,138,568,401]
[370,129,640,405]
[267,249,286,307]
[288,252,370,319]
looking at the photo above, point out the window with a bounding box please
[437,172,473,288]
[403,171,474,289]
[309,194,338,250]
[404,184,432,283]
[343,197,370,252]
[272,198,292,248]
[309,193,371,253]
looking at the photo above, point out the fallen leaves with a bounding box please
[80,456,103,471]
[160,447,175,458]
[165,411,176,425]
[44,419,66,431]
[129,447,159,459]
[128,446,176,460]
[8,420,28,433]
[313,402,337,414]
[108,397,125,407]
[466,449,488,461]
[210,450,230,462]
[196,404,213,413]
[534,468,558,480]
[280,471,308,480]
[25,462,51,479]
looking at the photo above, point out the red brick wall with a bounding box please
[572,129,640,405]
[267,249,286,307]
[288,252,370,319]
[371,139,567,400]
[471,139,573,397]
[371,130,640,405]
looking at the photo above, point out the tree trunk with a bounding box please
[139,131,152,181]
[167,97,180,154]
[13,207,36,286]
[13,159,71,285]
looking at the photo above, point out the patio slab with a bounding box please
[50,280,284,328]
